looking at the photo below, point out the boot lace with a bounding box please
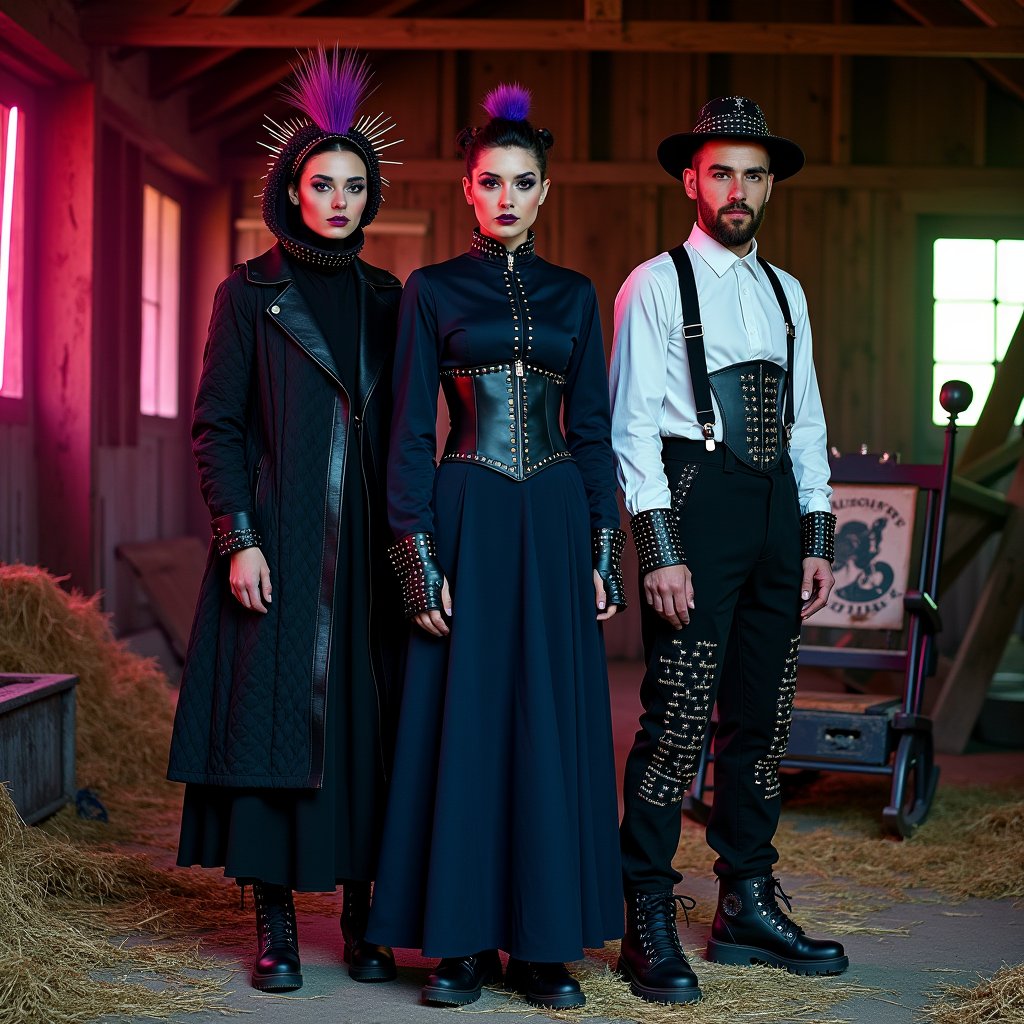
[757,877,804,941]
[254,884,297,951]
[636,892,696,963]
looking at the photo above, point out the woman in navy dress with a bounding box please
[367,85,626,1011]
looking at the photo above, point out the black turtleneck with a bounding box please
[284,224,363,393]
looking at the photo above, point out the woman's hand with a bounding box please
[593,569,619,621]
[229,547,272,613]
[413,577,452,637]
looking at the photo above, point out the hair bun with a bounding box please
[455,126,477,156]
[536,127,554,151]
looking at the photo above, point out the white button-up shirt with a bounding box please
[609,223,832,517]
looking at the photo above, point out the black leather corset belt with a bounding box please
[440,362,572,482]
[708,359,788,472]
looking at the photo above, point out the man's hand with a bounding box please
[644,564,694,629]
[800,556,834,619]
[229,547,272,613]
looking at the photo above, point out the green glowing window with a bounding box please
[931,237,1023,426]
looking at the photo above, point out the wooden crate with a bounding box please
[0,673,77,824]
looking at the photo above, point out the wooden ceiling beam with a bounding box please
[957,0,1024,25]
[150,0,324,98]
[80,17,1024,56]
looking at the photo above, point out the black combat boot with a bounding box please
[505,958,585,1009]
[617,891,702,1003]
[421,950,502,1006]
[340,881,397,982]
[707,874,849,976]
[251,881,302,991]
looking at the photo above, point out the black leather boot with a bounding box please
[617,891,701,1004]
[421,950,502,1006]
[340,881,397,982]
[707,874,849,976]
[251,881,302,991]
[505,958,585,1009]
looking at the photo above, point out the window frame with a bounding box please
[915,214,1024,462]
[0,69,34,425]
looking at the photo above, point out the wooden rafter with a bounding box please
[79,17,1024,56]
[150,0,324,98]
[895,0,1024,102]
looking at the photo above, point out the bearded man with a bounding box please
[608,97,846,1004]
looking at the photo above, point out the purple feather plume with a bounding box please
[281,45,372,134]
[482,82,532,122]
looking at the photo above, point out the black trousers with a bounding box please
[620,440,803,890]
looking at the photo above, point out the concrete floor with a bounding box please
[103,659,1024,1024]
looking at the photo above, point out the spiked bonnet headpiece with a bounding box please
[657,96,804,182]
[259,46,401,267]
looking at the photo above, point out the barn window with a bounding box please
[140,183,181,418]
[931,237,1024,426]
[0,103,24,400]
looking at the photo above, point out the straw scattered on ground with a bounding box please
[475,945,888,1024]
[919,962,1024,1024]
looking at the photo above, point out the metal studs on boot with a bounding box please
[617,891,702,1003]
[706,874,849,976]
[340,881,397,982]
[251,881,302,991]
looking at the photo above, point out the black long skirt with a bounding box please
[366,461,623,962]
[176,447,386,891]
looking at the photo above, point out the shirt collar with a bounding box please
[687,222,760,278]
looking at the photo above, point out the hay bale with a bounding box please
[0,563,174,797]
[921,963,1024,1024]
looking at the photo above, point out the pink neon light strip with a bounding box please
[0,106,18,393]
[0,105,17,389]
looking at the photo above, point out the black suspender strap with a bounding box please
[756,256,796,440]
[668,244,717,450]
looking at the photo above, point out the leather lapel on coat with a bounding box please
[355,265,392,412]
[267,282,345,390]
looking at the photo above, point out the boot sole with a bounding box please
[251,971,303,992]
[706,938,849,976]
[616,956,702,1004]
[422,968,502,1006]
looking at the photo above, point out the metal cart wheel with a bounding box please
[881,728,940,838]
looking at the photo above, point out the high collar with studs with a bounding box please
[468,229,537,267]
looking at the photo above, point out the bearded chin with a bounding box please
[699,197,767,247]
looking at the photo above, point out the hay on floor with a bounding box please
[920,963,1024,1024]
[475,946,885,1024]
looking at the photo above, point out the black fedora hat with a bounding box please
[657,96,805,182]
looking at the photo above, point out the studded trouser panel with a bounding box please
[620,440,803,890]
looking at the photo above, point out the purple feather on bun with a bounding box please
[282,45,372,135]
[482,82,532,123]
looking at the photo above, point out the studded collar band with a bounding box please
[279,228,364,271]
[468,229,537,266]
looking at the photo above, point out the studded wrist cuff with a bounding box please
[388,532,446,619]
[592,527,628,609]
[801,510,837,562]
[212,511,262,558]
[631,508,686,577]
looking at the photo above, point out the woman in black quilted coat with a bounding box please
[167,48,403,992]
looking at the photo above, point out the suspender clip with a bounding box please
[702,422,716,452]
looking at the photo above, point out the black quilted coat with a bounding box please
[168,244,402,788]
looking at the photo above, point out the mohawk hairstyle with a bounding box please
[281,45,373,135]
[482,82,532,123]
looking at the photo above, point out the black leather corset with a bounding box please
[708,359,788,472]
[440,362,572,482]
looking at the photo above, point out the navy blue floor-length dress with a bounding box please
[366,231,624,963]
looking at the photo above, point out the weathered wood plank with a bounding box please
[78,17,1024,57]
